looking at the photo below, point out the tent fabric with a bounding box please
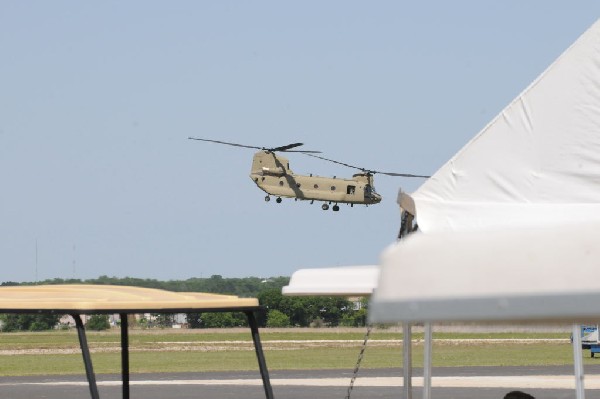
[412,19,600,233]
[0,284,259,312]
[282,265,379,296]
[369,221,600,323]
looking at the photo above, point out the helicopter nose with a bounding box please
[373,193,382,203]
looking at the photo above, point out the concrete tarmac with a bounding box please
[1,366,600,399]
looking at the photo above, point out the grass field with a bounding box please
[0,327,591,376]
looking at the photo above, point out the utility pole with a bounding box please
[35,239,38,284]
[72,244,77,279]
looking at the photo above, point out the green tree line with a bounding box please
[0,276,368,331]
[1,274,291,297]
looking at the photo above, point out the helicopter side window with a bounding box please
[347,185,355,195]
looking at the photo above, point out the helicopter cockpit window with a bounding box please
[347,185,355,195]
[365,185,372,196]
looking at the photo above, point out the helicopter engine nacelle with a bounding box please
[261,166,285,176]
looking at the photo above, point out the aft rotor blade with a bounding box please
[188,137,262,150]
[271,142,305,152]
[269,143,321,153]
[377,171,431,178]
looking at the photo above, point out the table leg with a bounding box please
[246,311,274,399]
[73,314,100,399]
[120,313,130,399]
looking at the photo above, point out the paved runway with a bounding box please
[1,366,599,399]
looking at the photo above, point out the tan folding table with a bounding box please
[0,284,273,399]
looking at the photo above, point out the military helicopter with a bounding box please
[188,137,429,211]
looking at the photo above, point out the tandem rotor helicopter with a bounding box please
[188,137,430,211]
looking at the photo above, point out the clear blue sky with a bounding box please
[1,2,599,283]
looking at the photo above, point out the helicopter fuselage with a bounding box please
[250,151,382,205]
[189,137,428,210]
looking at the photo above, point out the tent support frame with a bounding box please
[403,323,412,399]
[423,323,432,399]
[573,324,586,399]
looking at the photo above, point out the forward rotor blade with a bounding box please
[305,154,430,178]
[188,137,262,150]
[304,153,365,170]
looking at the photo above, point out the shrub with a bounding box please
[86,314,110,331]
[266,310,290,328]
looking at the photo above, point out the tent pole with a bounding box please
[572,324,585,399]
[403,323,412,399]
[423,323,432,399]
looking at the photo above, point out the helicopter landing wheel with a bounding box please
[276,197,282,203]
[332,204,339,212]
[322,203,329,211]
[265,195,271,202]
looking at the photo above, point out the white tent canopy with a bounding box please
[412,18,600,234]
[369,222,600,324]
[370,16,600,322]
[370,19,600,399]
